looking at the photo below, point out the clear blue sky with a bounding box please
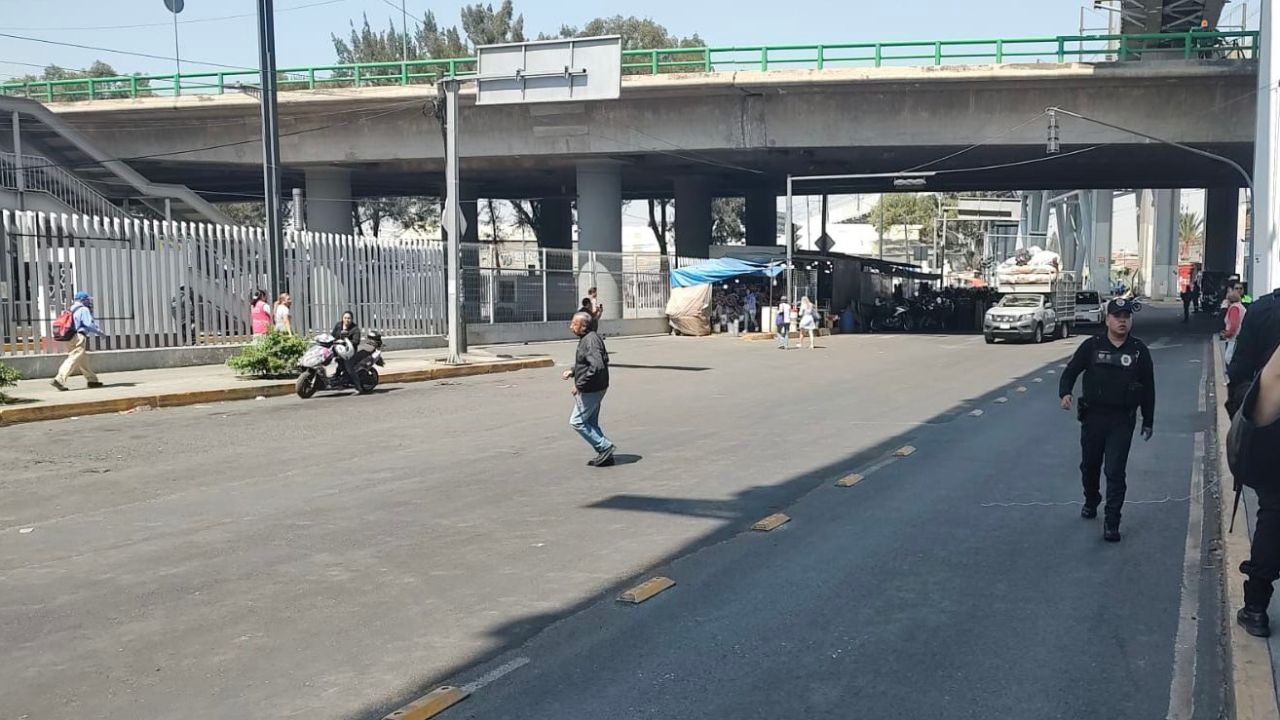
[0,0,1115,80]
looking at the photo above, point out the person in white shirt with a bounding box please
[775,299,792,349]
[273,292,293,335]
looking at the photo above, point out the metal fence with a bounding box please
[0,211,448,356]
[460,242,690,324]
[0,212,692,357]
[0,31,1258,102]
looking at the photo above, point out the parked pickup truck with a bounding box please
[984,272,1079,344]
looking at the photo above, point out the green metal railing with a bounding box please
[0,30,1258,104]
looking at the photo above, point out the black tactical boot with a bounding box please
[1081,505,1098,520]
[1238,607,1272,638]
[1103,522,1121,542]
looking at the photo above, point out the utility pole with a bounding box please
[164,0,184,93]
[255,0,286,295]
[441,79,466,363]
[1252,0,1279,292]
[401,0,409,63]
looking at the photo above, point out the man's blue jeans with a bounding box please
[570,389,611,452]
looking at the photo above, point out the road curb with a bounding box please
[1213,343,1280,720]
[0,357,553,427]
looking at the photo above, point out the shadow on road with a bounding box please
[344,306,1209,720]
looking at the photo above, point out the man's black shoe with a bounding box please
[87,381,104,389]
[1081,505,1098,519]
[1238,607,1272,638]
[1103,523,1122,542]
[50,380,68,392]
[589,445,615,467]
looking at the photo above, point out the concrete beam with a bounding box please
[1086,190,1114,292]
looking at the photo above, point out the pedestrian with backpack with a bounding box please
[51,291,103,391]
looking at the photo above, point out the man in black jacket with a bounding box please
[565,311,615,466]
[1059,297,1155,542]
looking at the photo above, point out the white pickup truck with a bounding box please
[984,272,1079,344]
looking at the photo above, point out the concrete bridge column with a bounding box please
[537,197,578,321]
[745,188,776,247]
[1204,187,1240,274]
[674,176,713,258]
[1149,189,1181,299]
[303,167,353,235]
[577,162,623,320]
[1086,190,1114,292]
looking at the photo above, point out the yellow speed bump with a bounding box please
[382,686,468,720]
[835,473,864,487]
[893,445,916,457]
[618,576,675,604]
[752,513,791,531]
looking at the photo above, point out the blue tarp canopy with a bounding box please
[669,258,786,288]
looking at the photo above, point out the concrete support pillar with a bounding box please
[1148,189,1181,300]
[537,197,577,320]
[303,167,353,235]
[1086,190,1114,292]
[674,176,713,258]
[1205,187,1240,274]
[745,188,776,247]
[577,162,623,320]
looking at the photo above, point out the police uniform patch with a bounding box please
[1121,354,1133,367]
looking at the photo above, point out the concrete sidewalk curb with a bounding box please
[1213,343,1280,720]
[0,357,553,427]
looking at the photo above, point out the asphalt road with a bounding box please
[0,304,1224,719]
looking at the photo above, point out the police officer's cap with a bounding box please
[1106,297,1141,316]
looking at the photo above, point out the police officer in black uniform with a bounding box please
[1058,297,1155,542]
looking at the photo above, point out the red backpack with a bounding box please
[52,305,79,342]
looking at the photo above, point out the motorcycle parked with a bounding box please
[295,330,385,398]
[870,297,912,332]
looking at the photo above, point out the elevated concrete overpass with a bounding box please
[1,30,1260,265]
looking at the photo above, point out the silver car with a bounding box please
[1075,291,1103,325]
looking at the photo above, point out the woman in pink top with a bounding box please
[250,289,272,340]
[1223,281,1247,364]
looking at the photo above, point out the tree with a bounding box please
[353,197,438,238]
[547,16,704,74]
[648,199,671,255]
[1179,210,1204,262]
[16,60,151,102]
[711,197,744,245]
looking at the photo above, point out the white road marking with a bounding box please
[969,409,984,417]
[460,656,531,694]
[1197,344,1208,414]
[1165,432,1206,720]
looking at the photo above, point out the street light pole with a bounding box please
[401,0,409,63]
[442,79,466,364]
[1046,106,1254,285]
[785,175,793,304]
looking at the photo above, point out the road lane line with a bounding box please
[1166,432,1206,720]
[460,657,531,694]
[1198,342,1208,414]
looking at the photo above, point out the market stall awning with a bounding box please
[670,258,786,288]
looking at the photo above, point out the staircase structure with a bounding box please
[0,97,231,224]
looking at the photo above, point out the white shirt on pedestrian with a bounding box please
[777,302,791,327]
[274,304,291,332]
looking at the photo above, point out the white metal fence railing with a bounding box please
[461,243,688,324]
[1,212,693,357]
[0,152,128,220]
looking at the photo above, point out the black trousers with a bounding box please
[1243,481,1280,610]
[1080,408,1136,522]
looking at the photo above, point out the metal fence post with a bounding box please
[487,266,496,323]
[541,247,548,322]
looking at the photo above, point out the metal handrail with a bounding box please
[0,30,1258,103]
[0,151,127,218]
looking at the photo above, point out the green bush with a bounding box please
[226,329,310,377]
[0,361,21,404]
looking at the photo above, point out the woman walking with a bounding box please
[797,296,819,349]
[273,292,293,335]
[250,290,272,341]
